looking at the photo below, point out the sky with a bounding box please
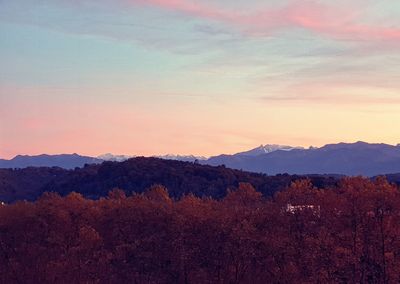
[1,0,400,159]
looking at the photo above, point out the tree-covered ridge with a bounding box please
[1,177,399,283]
[0,157,339,203]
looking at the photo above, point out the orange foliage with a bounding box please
[1,177,400,283]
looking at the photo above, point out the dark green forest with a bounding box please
[0,157,339,203]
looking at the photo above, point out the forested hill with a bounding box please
[0,157,339,203]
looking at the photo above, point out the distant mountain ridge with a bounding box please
[0,153,207,169]
[2,142,400,176]
[98,154,207,162]
[204,141,400,176]
[0,154,102,169]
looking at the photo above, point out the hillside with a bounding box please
[0,157,339,203]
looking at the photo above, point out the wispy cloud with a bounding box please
[1,0,400,156]
[260,94,400,105]
[128,0,400,42]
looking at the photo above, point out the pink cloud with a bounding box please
[131,0,240,23]
[128,0,400,41]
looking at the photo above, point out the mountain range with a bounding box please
[0,153,206,169]
[1,141,400,176]
[0,154,102,169]
[205,141,400,176]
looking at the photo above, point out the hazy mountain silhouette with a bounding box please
[0,153,207,169]
[0,154,102,169]
[2,142,400,176]
[204,141,400,176]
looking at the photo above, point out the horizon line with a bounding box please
[2,140,400,160]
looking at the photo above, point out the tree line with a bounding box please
[0,157,339,203]
[1,177,400,283]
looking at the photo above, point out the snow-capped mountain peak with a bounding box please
[97,153,134,162]
[155,154,207,162]
[235,144,305,156]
